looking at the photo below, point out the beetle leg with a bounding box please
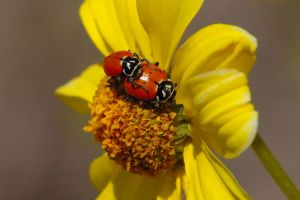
[140,58,147,62]
[140,58,151,65]
[132,52,140,59]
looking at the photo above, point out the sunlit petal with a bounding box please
[90,154,122,192]
[172,24,257,86]
[137,0,204,71]
[80,0,152,58]
[95,169,182,200]
[183,140,250,200]
[80,1,110,55]
[55,64,103,112]
[177,69,258,158]
[113,0,152,58]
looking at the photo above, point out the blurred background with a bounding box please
[0,0,300,199]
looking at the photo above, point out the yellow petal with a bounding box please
[172,24,257,86]
[55,64,104,112]
[96,169,182,200]
[80,0,152,58]
[90,154,122,192]
[177,69,258,158]
[79,1,110,56]
[136,0,204,71]
[183,140,250,200]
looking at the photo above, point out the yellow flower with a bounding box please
[56,0,258,199]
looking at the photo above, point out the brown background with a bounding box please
[1,0,300,199]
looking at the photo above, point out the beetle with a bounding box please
[123,62,176,108]
[103,50,143,82]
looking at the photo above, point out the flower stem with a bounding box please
[252,134,300,199]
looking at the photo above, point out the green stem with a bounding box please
[252,134,300,199]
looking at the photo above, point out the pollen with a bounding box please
[84,78,182,175]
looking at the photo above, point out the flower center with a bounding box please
[84,77,188,175]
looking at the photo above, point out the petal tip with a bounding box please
[222,110,259,159]
[55,85,90,113]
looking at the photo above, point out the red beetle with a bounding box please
[123,62,176,108]
[103,50,142,80]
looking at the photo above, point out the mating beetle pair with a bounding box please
[103,50,176,108]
